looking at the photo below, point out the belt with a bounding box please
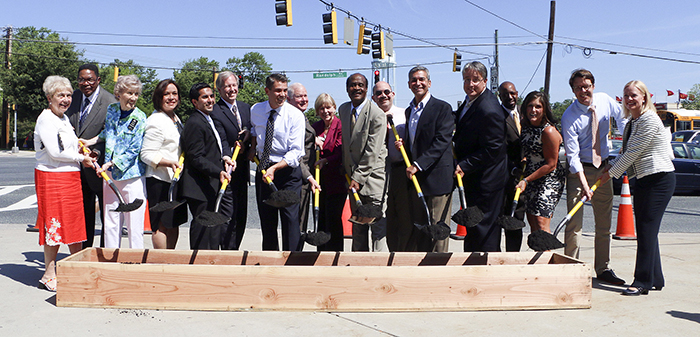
[581,159,608,168]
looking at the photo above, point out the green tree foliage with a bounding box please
[681,83,700,110]
[0,27,83,139]
[305,108,319,124]
[223,52,272,105]
[99,59,159,115]
[173,57,219,119]
[551,98,573,126]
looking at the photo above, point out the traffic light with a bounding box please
[238,74,244,88]
[357,24,371,55]
[275,0,292,26]
[371,31,385,59]
[374,70,380,84]
[322,10,337,44]
[452,52,462,72]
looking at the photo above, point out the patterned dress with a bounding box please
[521,123,566,218]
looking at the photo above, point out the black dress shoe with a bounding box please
[622,286,648,296]
[597,269,625,285]
[651,286,663,291]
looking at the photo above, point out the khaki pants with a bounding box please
[565,165,613,275]
[408,192,451,253]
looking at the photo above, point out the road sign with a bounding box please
[313,72,347,79]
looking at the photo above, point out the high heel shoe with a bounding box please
[621,286,648,296]
[38,278,56,292]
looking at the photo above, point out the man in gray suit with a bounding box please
[339,73,388,252]
[66,64,117,248]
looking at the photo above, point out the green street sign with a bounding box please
[313,72,347,79]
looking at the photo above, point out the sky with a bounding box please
[3,0,700,110]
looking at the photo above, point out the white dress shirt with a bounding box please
[386,105,406,164]
[250,101,305,168]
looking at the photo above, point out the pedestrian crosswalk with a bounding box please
[0,185,36,212]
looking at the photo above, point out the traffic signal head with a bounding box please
[238,74,244,88]
[374,70,380,84]
[452,52,462,72]
[357,24,371,55]
[275,0,292,26]
[322,10,338,44]
[371,31,385,59]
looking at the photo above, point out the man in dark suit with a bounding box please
[498,81,526,252]
[286,83,320,235]
[66,64,117,249]
[181,83,234,250]
[453,61,508,252]
[211,71,251,250]
[399,66,454,252]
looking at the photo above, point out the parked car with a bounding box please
[611,140,700,195]
[672,130,700,144]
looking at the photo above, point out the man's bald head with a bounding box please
[498,81,518,110]
[372,81,395,112]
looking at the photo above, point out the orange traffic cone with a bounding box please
[341,197,353,238]
[613,175,636,240]
[450,224,467,240]
[143,200,153,234]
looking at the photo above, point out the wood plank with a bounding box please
[57,249,591,312]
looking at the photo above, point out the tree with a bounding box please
[0,27,83,142]
[173,57,219,119]
[99,59,159,115]
[681,83,700,110]
[551,98,572,127]
[223,52,272,105]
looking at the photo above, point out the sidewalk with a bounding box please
[1,223,699,336]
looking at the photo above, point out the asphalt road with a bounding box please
[2,152,699,234]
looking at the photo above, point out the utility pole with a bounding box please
[543,1,556,99]
[490,29,499,94]
[1,26,12,149]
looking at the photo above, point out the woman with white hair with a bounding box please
[83,74,148,248]
[34,75,95,291]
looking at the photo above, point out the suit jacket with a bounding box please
[180,111,225,202]
[65,86,117,190]
[211,98,251,183]
[338,99,387,198]
[299,117,317,184]
[453,90,508,194]
[404,95,455,196]
[504,105,522,181]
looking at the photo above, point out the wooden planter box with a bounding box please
[57,248,591,311]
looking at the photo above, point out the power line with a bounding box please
[556,35,700,58]
[317,0,492,59]
[522,50,547,94]
[461,0,547,40]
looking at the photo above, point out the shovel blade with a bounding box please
[195,211,230,228]
[113,198,144,212]
[149,200,185,213]
[527,230,565,251]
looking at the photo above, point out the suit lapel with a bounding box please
[80,92,105,137]
[350,102,369,149]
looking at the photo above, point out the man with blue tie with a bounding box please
[249,74,305,251]
[66,64,117,248]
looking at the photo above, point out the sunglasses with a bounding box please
[374,89,391,97]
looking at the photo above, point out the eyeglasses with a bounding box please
[374,89,391,97]
[78,78,96,84]
[574,84,593,92]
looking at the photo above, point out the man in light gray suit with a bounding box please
[66,64,117,248]
[339,73,388,252]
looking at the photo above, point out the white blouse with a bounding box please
[140,111,182,182]
[34,109,85,172]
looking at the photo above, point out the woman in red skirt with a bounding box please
[34,75,95,291]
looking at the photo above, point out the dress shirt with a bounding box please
[352,99,367,121]
[80,86,100,119]
[408,92,431,148]
[386,105,406,164]
[198,110,222,154]
[562,92,627,174]
[221,99,242,129]
[34,109,84,172]
[457,88,486,122]
[250,101,305,168]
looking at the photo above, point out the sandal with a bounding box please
[38,277,57,292]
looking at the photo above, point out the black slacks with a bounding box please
[256,165,302,251]
[632,171,675,290]
[464,188,505,252]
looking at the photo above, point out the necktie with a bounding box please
[260,109,276,170]
[590,105,602,168]
[78,97,91,130]
[232,104,242,129]
[351,108,357,126]
[513,110,521,134]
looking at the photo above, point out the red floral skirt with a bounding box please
[35,169,86,246]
